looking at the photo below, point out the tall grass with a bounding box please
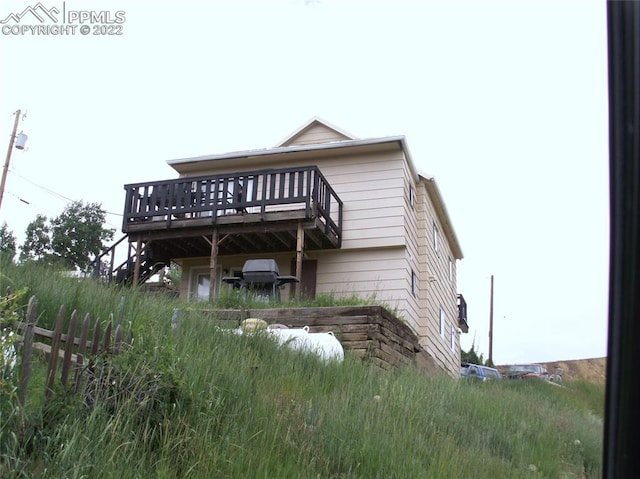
[0,261,604,478]
[209,286,394,312]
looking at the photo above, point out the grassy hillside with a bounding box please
[541,358,607,385]
[1,262,605,478]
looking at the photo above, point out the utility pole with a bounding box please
[488,274,494,365]
[0,109,26,212]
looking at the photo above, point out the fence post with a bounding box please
[103,321,112,353]
[74,313,90,393]
[91,319,101,356]
[60,310,78,389]
[45,305,65,400]
[18,296,38,407]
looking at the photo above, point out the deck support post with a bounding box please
[133,239,142,285]
[209,228,218,302]
[294,221,304,299]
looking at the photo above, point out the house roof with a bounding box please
[167,119,463,260]
[167,135,409,168]
[275,116,357,147]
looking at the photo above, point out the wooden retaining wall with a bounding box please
[179,305,441,375]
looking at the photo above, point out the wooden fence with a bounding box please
[14,295,132,406]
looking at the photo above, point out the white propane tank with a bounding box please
[266,326,344,362]
[297,331,344,362]
[265,325,310,345]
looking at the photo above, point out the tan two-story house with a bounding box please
[117,118,467,374]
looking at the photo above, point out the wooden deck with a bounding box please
[122,165,343,258]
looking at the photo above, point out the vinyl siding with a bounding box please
[417,178,461,376]
[402,170,425,339]
[320,152,407,250]
[313,247,417,330]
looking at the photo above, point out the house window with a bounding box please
[196,273,211,301]
[409,184,416,209]
[191,266,222,301]
[433,222,439,253]
[411,270,418,297]
[449,258,454,282]
[450,325,456,351]
[439,307,445,338]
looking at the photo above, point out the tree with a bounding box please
[50,201,114,271]
[0,222,17,261]
[19,214,51,263]
[461,340,485,366]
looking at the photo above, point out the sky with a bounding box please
[0,0,610,364]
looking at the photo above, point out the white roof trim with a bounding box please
[167,135,406,166]
[422,176,464,260]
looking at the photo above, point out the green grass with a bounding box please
[0,261,604,478]
[206,286,395,313]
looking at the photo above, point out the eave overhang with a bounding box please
[167,136,411,175]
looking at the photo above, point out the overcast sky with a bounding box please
[0,0,609,364]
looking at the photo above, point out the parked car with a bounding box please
[460,363,502,381]
[503,363,549,380]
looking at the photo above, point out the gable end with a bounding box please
[277,117,356,147]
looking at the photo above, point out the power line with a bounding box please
[10,167,75,203]
[8,166,123,218]
[3,191,122,233]
[4,169,123,232]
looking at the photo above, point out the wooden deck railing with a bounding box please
[122,165,343,244]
